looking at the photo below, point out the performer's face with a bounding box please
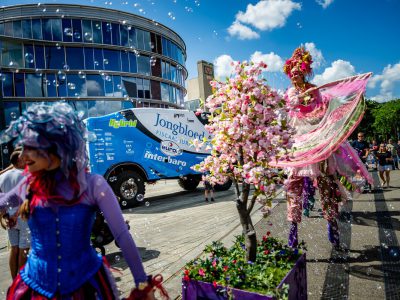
[357,134,364,141]
[21,146,61,173]
[291,71,304,85]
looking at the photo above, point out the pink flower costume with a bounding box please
[277,47,372,248]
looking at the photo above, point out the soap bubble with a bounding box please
[145,201,150,207]
[25,53,34,64]
[64,28,73,36]
[136,194,144,202]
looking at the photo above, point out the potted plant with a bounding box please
[186,61,305,299]
[182,234,307,299]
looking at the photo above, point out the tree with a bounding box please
[193,62,294,261]
[372,99,400,141]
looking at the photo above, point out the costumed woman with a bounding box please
[0,103,167,299]
[279,47,373,249]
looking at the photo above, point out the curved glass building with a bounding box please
[0,3,187,126]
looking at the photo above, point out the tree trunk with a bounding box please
[236,183,257,262]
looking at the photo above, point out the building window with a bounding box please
[1,41,23,68]
[67,74,87,97]
[13,20,23,38]
[93,48,104,70]
[161,83,169,102]
[24,44,35,68]
[4,22,13,37]
[32,19,43,40]
[103,49,121,71]
[82,19,93,43]
[92,20,102,44]
[120,25,129,47]
[42,19,52,40]
[137,56,150,76]
[102,22,112,45]
[52,19,62,41]
[62,18,73,42]
[84,47,94,70]
[45,46,65,70]
[22,19,32,39]
[3,102,20,127]
[72,19,82,42]
[86,74,105,96]
[14,73,25,97]
[25,73,45,97]
[129,52,137,73]
[2,72,14,97]
[66,47,84,70]
[121,50,130,73]
[45,73,57,97]
[111,23,120,46]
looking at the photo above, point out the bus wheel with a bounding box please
[214,179,233,191]
[178,175,201,191]
[114,170,145,208]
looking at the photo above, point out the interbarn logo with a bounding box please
[160,140,181,156]
[109,119,137,129]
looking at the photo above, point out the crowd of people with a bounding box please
[351,133,399,188]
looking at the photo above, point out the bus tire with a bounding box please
[214,179,233,191]
[178,175,201,191]
[114,170,145,208]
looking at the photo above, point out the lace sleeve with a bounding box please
[0,180,25,213]
[285,87,300,107]
[90,174,148,286]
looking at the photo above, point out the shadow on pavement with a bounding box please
[351,211,400,230]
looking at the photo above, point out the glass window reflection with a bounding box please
[2,41,23,68]
[143,31,151,51]
[62,18,72,42]
[92,21,102,44]
[3,102,21,126]
[2,72,14,97]
[24,44,35,68]
[25,73,46,97]
[72,19,82,42]
[120,26,129,47]
[161,83,169,102]
[4,22,13,37]
[82,19,93,43]
[93,48,103,70]
[136,29,144,50]
[45,73,57,97]
[113,75,123,97]
[88,100,106,117]
[129,28,137,48]
[129,52,137,73]
[13,21,22,38]
[103,49,120,71]
[22,19,32,39]
[111,23,120,45]
[31,19,42,40]
[86,74,105,96]
[74,101,88,119]
[34,45,45,69]
[42,19,52,40]
[45,46,65,69]
[84,47,94,70]
[121,51,130,73]
[67,74,86,97]
[51,19,62,41]
[102,22,112,44]
[104,74,113,97]
[66,47,84,70]
[57,72,67,97]
[137,56,150,76]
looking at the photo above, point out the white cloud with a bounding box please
[213,54,235,79]
[235,0,301,31]
[312,60,356,86]
[250,51,284,72]
[368,62,400,102]
[227,21,260,40]
[304,42,324,69]
[316,0,334,9]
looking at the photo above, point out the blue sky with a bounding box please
[3,0,400,101]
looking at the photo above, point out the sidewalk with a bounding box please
[0,171,399,299]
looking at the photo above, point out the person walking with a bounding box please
[203,177,215,202]
[376,143,393,188]
[0,103,165,299]
[0,147,30,279]
[386,139,398,170]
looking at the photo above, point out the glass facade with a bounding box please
[0,4,187,168]
[0,5,187,123]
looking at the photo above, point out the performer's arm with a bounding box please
[0,180,25,213]
[92,174,148,287]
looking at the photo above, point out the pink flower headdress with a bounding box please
[283,46,313,79]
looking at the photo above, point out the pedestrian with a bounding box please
[351,132,372,191]
[386,139,398,170]
[376,143,393,188]
[0,103,165,299]
[0,147,30,279]
[280,47,372,250]
[203,174,215,202]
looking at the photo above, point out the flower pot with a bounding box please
[182,253,307,300]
